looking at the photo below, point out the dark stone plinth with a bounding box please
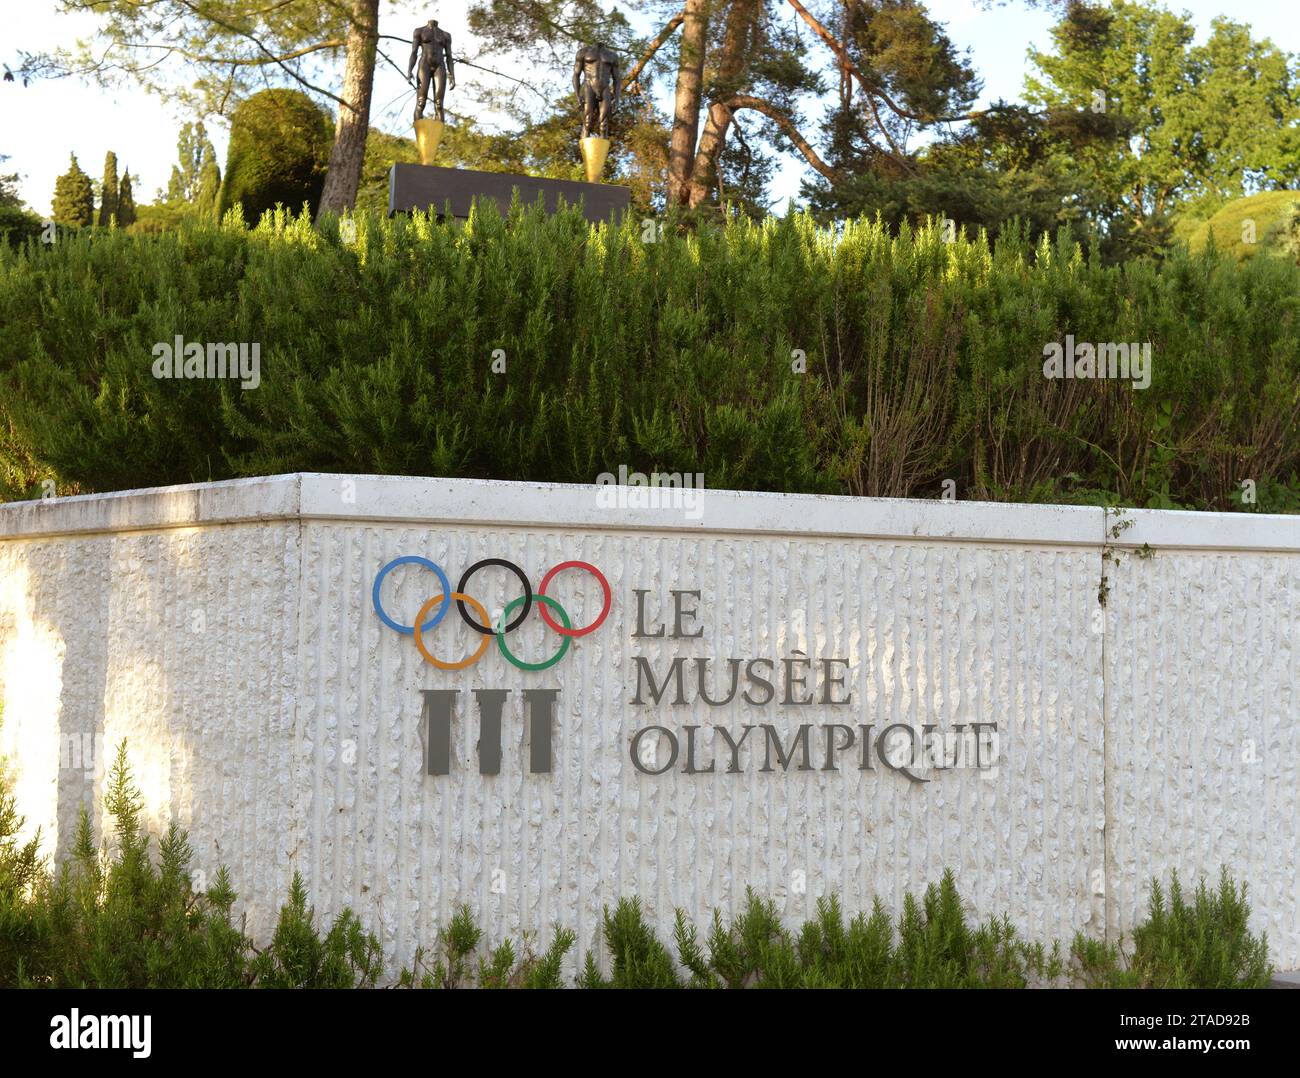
[388,163,630,224]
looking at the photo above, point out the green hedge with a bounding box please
[0,743,1272,988]
[2,204,1299,510]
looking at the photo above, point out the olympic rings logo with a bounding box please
[372,556,612,671]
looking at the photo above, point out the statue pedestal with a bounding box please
[413,118,444,165]
[580,136,611,183]
[388,164,630,225]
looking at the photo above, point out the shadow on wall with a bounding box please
[0,530,194,864]
[0,550,80,856]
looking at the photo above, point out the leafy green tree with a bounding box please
[0,155,41,244]
[97,150,119,226]
[51,153,93,228]
[1025,0,1300,253]
[165,122,222,221]
[217,89,332,224]
[811,96,1127,246]
[165,122,209,204]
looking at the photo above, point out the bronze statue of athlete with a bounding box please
[408,18,455,124]
[572,42,620,139]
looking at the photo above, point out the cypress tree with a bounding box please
[98,151,119,226]
[117,169,137,227]
[51,154,94,228]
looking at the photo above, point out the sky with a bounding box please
[3,0,1298,216]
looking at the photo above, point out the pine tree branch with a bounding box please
[170,0,355,111]
[721,94,841,183]
[623,11,685,95]
[782,0,916,171]
[23,2,352,111]
[786,0,1037,128]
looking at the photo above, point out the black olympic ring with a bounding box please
[455,558,533,635]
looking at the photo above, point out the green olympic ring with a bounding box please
[495,594,571,671]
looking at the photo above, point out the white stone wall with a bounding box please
[0,474,1295,971]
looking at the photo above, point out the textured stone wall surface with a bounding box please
[0,474,1295,970]
[1104,545,1299,953]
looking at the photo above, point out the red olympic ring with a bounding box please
[537,561,612,638]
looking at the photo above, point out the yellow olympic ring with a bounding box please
[413,592,493,671]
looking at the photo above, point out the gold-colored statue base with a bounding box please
[580,136,611,183]
[414,118,445,166]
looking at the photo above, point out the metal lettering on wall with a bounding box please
[373,557,999,783]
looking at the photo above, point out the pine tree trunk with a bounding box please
[686,0,758,207]
[666,0,712,206]
[687,101,735,208]
[317,0,379,216]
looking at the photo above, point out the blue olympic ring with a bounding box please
[372,555,452,635]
